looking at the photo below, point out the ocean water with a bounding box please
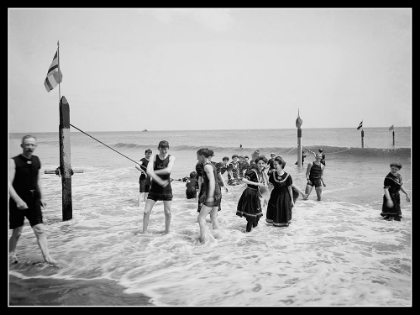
[8,127,411,306]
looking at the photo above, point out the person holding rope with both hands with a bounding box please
[142,140,176,234]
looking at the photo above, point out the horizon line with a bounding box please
[8,126,412,134]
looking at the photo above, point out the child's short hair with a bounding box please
[223,156,229,161]
[158,140,169,149]
[244,156,249,159]
[390,162,402,169]
[190,171,197,178]
[232,154,238,159]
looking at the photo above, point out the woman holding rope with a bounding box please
[142,140,176,234]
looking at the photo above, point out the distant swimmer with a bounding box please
[295,150,307,165]
[303,153,326,201]
[240,144,243,149]
[380,162,410,221]
[142,140,175,234]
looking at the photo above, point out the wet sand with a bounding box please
[9,275,153,306]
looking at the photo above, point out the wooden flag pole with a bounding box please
[59,96,73,221]
[57,40,61,101]
[392,125,395,146]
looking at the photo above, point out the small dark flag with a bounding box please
[389,125,394,131]
[357,121,363,130]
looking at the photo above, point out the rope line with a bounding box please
[70,124,141,166]
[303,146,351,155]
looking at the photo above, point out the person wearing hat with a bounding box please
[380,162,410,221]
[135,148,153,206]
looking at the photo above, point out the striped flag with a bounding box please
[357,121,363,130]
[44,50,62,92]
[389,125,394,131]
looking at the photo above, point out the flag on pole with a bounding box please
[389,125,394,131]
[44,50,62,92]
[357,120,363,130]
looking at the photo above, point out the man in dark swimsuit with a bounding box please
[142,140,176,234]
[303,153,326,201]
[9,135,57,265]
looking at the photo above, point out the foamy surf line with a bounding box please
[10,173,411,306]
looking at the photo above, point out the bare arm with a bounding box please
[288,185,294,206]
[320,165,326,187]
[197,176,203,192]
[383,187,394,207]
[37,165,46,207]
[218,172,228,192]
[154,156,176,175]
[291,183,305,197]
[8,159,28,210]
[135,161,146,175]
[400,185,410,202]
[306,163,312,180]
[146,155,167,186]
[204,165,215,200]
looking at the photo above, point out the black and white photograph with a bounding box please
[8,8,411,307]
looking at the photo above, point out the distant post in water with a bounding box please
[296,110,303,167]
[59,96,73,221]
[389,124,395,146]
[361,129,364,148]
[357,120,364,148]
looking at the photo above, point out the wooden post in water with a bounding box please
[297,128,302,167]
[59,96,72,221]
[393,130,395,146]
[296,110,303,167]
[361,129,364,148]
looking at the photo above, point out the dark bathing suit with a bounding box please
[147,154,173,201]
[308,162,323,187]
[186,178,198,199]
[9,154,43,229]
[199,162,222,208]
[139,157,151,193]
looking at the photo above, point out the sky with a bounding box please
[8,8,412,133]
